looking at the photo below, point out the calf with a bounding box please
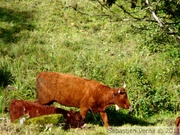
[175,116,180,135]
[9,99,84,128]
[35,72,131,128]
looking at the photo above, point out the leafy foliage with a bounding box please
[0,0,179,129]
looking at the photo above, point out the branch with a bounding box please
[97,0,109,10]
[97,0,115,14]
[145,0,180,47]
[115,3,144,20]
[145,0,163,27]
[66,5,111,17]
[76,9,111,17]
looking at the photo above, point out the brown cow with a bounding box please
[35,72,131,129]
[175,116,180,135]
[9,99,84,128]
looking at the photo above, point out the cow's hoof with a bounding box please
[108,127,112,132]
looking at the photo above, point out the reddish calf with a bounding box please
[35,72,131,128]
[175,116,180,135]
[9,99,84,128]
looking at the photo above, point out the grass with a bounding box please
[0,0,180,134]
[0,116,178,135]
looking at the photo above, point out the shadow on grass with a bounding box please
[85,107,154,127]
[0,7,35,43]
[0,67,14,88]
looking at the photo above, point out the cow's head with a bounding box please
[113,84,130,110]
[65,110,85,129]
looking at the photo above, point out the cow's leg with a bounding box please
[100,111,109,128]
[80,97,90,120]
[80,107,89,120]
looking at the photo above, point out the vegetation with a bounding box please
[0,0,180,134]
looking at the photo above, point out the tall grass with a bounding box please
[0,0,180,134]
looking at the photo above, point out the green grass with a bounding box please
[0,117,178,135]
[0,0,180,134]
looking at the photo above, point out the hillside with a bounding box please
[0,0,180,134]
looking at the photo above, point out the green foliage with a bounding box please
[0,0,179,131]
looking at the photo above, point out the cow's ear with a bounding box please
[113,89,125,96]
[113,90,119,96]
[118,89,125,95]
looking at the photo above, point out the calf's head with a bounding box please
[113,86,130,109]
[65,110,84,129]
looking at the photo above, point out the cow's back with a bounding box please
[36,72,99,107]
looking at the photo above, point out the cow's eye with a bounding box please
[119,92,125,95]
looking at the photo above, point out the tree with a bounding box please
[98,0,180,47]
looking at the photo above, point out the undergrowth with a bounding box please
[0,0,180,134]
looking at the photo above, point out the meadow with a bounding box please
[0,0,180,134]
